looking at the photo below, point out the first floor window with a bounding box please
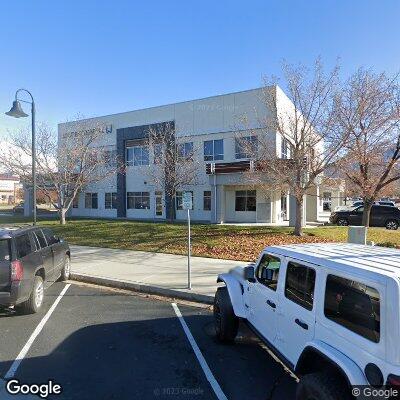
[127,192,150,209]
[176,191,193,210]
[203,191,211,211]
[235,136,258,159]
[235,190,256,211]
[105,192,117,209]
[72,195,79,208]
[155,191,163,215]
[85,193,98,209]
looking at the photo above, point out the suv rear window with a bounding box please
[15,234,33,259]
[324,275,380,343]
[0,240,10,261]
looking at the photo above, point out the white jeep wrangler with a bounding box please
[214,243,400,400]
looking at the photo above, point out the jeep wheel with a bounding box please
[337,218,349,226]
[213,286,239,343]
[59,256,71,281]
[296,372,350,400]
[386,219,399,230]
[19,276,44,314]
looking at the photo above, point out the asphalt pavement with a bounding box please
[0,282,297,400]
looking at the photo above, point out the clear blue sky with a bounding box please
[0,0,399,136]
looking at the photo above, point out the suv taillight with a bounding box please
[387,374,400,387]
[10,260,24,282]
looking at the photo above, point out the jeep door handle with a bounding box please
[295,318,308,330]
[266,300,276,309]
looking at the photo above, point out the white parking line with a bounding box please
[4,284,71,379]
[171,303,228,400]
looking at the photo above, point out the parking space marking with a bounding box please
[4,284,71,379]
[171,303,228,400]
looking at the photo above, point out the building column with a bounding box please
[306,186,319,223]
[211,183,225,223]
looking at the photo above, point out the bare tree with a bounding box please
[238,60,346,235]
[336,69,400,227]
[0,118,120,224]
[146,122,203,221]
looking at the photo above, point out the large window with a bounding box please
[176,191,193,210]
[235,136,258,159]
[85,193,98,209]
[177,142,194,161]
[15,235,33,258]
[324,275,380,343]
[285,262,316,311]
[105,192,117,209]
[126,146,149,166]
[256,254,281,291]
[127,192,150,209]
[235,190,256,211]
[204,139,223,161]
[203,191,212,211]
[72,195,79,208]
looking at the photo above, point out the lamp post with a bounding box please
[5,89,36,225]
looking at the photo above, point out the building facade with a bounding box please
[59,87,343,225]
[0,174,21,204]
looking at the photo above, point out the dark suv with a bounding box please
[0,226,70,313]
[330,205,400,230]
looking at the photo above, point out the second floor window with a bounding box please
[235,136,258,159]
[105,192,117,209]
[154,143,163,164]
[126,146,149,166]
[103,149,117,166]
[85,193,98,209]
[177,142,194,161]
[204,139,223,161]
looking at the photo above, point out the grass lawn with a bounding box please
[1,214,399,261]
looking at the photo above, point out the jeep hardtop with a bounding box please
[214,243,400,400]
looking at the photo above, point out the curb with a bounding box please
[70,273,214,305]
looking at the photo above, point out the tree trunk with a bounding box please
[59,208,67,225]
[362,198,373,227]
[293,196,304,236]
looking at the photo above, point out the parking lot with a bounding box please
[0,282,297,400]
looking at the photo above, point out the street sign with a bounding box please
[182,191,192,210]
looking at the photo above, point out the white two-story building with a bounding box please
[58,87,344,225]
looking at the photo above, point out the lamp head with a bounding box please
[5,100,28,118]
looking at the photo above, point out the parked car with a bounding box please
[0,226,70,313]
[330,205,400,229]
[12,202,25,214]
[214,243,400,399]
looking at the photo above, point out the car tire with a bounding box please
[213,286,239,343]
[296,372,350,400]
[337,218,349,226]
[19,275,44,314]
[59,256,71,281]
[385,219,399,230]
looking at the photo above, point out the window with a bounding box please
[105,192,117,209]
[42,228,58,246]
[256,254,281,291]
[103,149,117,167]
[15,235,32,258]
[35,230,48,248]
[177,142,194,161]
[324,275,380,343]
[126,146,149,166]
[155,191,163,216]
[176,191,193,210]
[281,137,291,159]
[203,191,211,211]
[0,240,10,261]
[235,190,256,211]
[85,193,98,209]
[204,139,223,161]
[235,136,258,159]
[285,262,316,311]
[127,192,150,209]
[72,196,79,208]
[154,143,163,164]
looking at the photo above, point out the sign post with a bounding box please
[182,191,192,290]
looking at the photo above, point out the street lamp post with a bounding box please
[5,89,36,225]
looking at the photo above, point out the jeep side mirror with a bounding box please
[244,266,256,282]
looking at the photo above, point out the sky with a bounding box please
[0,0,399,138]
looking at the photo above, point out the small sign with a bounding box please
[182,191,192,210]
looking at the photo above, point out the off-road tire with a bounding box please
[296,372,351,400]
[213,286,239,343]
[19,275,44,314]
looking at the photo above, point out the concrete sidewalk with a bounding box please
[70,245,243,303]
